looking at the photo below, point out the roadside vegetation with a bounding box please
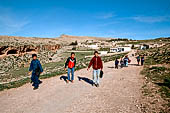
[139,43,170,113]
[117,37,170,46]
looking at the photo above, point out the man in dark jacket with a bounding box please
[29,54,43,90]
[87,51,103,87]
[65,52,76,83]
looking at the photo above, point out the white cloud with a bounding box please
[131,16,170,23]
[95,12,116,19]
[97,21,120,27]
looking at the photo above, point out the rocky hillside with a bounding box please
[0,36,61,58]
[0,36,63,82]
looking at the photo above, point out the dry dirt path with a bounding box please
[0,53,143,113]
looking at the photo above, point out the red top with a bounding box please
[88,56,103,70]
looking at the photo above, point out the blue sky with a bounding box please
[0,0,170,40]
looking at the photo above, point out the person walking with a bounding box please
[120,58,124,68]
[141,55,145,66]
[115,58,119,69]
[65,52,76,83]
[123,55,129,67]
[87,51,103,87]
[136,55,140,65]
[29,54,43,90]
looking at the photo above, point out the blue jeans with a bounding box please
[124,60,128,66]
[67,67,75,81]
[93,69,100,84]
[125,61,128,66]
[31,73,39,88]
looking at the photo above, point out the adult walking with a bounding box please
[65,52,76,83]
[115,58,119,69]
[141,55,145,66]
[87,51,103,87]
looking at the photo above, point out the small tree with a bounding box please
[70,40,78,45]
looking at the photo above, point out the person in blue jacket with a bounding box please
[123,55,129,67]
[29,54,43,90]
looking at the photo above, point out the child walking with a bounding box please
[29,54,43,90]
[136,55,140,65]
[65,52,76,83]
[120,58,124,68]
[115,58,119,69]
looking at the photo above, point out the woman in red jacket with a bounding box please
[87,51,103,87]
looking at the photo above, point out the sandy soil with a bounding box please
[0,53,143,113]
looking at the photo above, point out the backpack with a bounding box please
[35,63,41,76]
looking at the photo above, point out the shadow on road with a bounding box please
[78,76,93,86]
[128,64,140,66]
[107,66,115,68]
[60,76,68,83]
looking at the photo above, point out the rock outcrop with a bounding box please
[0,44,61,58]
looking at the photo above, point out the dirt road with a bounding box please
[0,53,143,113]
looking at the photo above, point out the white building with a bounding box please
[100,51,108,55]
[87,44,99,49]
[118,47,131,52]
[110,48,118,52]
[110,47,131,53]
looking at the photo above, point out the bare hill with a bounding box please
[0,35,60,46]
[58,34,111,42]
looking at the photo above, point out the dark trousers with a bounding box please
[121,64,124,68]
[115,64,118,69]
[137,60,140,65]
[141,60,144,65]
[31,73,39,88]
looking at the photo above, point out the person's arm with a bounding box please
[29,61,33,71]
[74,58,76,67]
[38,61,43,73]
[65,58,69,68]
[100,57,103,70]
[88,58,93,69]
[28,61,33,75]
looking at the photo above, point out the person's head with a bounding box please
[94,51,99,57]
[32,54,37,60]
[71,52,75,58]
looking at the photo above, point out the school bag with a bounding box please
[128,59,131,63]
[35,63,41,76]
